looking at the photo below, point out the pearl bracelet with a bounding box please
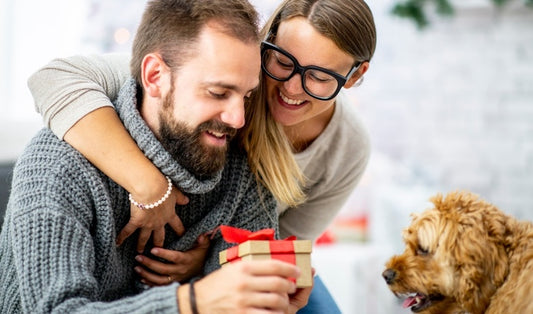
[128,176,172,210]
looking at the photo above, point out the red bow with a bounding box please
[219,225,296,243]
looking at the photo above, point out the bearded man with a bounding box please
[0,0,307,312]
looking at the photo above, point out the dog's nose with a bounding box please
[382,269,396,284]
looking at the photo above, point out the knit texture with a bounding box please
[0,79,278,313]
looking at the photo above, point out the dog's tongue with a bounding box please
[403,296,418,308]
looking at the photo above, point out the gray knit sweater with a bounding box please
[0,79,278,313]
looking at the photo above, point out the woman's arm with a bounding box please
[28,54,188,251]
[29,53,130,138]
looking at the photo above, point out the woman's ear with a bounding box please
[141,53,171,98]
[344,61,370,89]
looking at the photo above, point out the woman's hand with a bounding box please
[117,185,189,253]
[134,234,210,285]
[192,260,300,313]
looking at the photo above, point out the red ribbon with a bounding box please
[220,225,298,264]
[219,225,277,243]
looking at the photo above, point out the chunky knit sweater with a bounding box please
[0,79,278,313]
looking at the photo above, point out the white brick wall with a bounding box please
[344,1,533,238]
[327,3,533,312]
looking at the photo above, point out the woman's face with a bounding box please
[265,17,357,128]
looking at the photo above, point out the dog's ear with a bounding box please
[480,202,514,288]
[453,227,500,313]
[482,204,515,247]
[450,193,511,313]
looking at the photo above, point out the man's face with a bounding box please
[158,23,261,177]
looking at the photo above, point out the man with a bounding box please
[0,0,307,312]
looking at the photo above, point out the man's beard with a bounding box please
[157,92,237,178]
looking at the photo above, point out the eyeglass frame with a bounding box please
[260,41,362,101]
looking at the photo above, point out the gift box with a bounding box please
[218,226,313,287]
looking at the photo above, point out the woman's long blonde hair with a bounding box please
[238,0,376,207]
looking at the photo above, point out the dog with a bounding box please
[382,191,533,314]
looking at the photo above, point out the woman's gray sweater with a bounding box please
[0,79,278,313]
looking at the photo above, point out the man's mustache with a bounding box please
[197,120,237,139]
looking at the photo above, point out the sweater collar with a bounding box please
[113,78,222,194]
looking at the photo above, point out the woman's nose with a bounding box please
[283,73,305,95]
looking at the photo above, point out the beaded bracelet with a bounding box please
[128,176,172,210]
[189,277,200,314]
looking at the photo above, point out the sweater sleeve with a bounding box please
[10,208,180,313]
[3,134,180,313]
[27,53,130,139]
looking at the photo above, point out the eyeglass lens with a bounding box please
[262,48,340,99]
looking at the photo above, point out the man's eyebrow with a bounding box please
[202,81,258,94]
[201,81,239,91]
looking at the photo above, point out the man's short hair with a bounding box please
[130,0,260,85]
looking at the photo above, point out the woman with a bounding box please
[29,0,376,311]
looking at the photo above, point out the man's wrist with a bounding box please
[177,284,192,314]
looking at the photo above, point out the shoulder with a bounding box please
[305,93,370,168]
[334,92,371,148]
[9,130,105,218]
[15,129,93,175]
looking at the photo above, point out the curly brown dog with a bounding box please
[382,191,533,314]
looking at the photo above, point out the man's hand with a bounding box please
[134,234,210,285]
[286,268,316,314]
[117,186,189,252]
[192,260,300,313]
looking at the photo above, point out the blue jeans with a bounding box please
[297,275,341,314]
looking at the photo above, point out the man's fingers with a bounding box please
[136,255,173,275]
[135,266,172,286]
[246,276,297,295]
[116,223,137,246]
[150,247,184,264]
[242,260,301,279]
[245,292,290,312]
[196,234,210,249]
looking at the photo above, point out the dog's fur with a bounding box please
[382,191,533,314]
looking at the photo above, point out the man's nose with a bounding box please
[219,99,245,129]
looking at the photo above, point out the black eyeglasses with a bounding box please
[261,41,361,101]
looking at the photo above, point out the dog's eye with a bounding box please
[416,245,429,256]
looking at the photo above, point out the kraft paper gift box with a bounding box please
[218,225,313,287]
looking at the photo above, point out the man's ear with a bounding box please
[344,61,370,89]
[141,53,171,98]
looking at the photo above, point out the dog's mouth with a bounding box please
[400,292,444,312]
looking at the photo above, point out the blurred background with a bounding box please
[1,0,532,312]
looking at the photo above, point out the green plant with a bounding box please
[391,0,533,29]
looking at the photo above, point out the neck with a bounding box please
[284,103,335,153]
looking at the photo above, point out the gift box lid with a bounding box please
[220,239,312,264]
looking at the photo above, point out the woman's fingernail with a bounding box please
[151,248,159,255]
[135,255,143,262]
[134,267,142,273]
